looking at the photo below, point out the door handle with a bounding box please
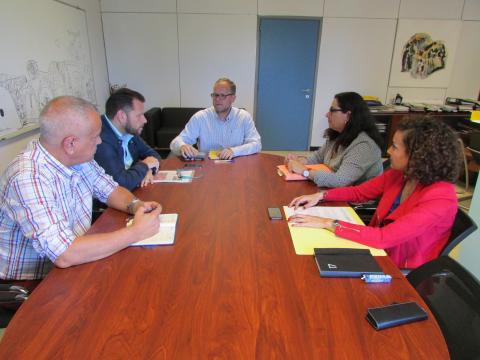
[301,89,311,93]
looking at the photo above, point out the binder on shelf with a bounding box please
[314,248,383,278]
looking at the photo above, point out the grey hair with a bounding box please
[39,96,97,143]
[215,78,236,94]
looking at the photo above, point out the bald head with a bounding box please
[39,96,98,146]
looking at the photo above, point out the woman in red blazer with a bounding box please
[289,117,461,269]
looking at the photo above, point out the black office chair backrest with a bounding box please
[142,107,162,148]
[0,284,29,328]
[407,256,480,360]
[441,208,477,256]
[161,108,203,128]
[468,131,480,163]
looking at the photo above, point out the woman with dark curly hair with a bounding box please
[288,117,461,268]
[285,92,383,187]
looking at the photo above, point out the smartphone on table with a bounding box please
[267,207,283,220]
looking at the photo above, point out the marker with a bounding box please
[361,274,392,283]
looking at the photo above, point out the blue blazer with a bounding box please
[94,115,161,191]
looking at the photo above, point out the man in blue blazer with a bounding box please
[95,88,161,191]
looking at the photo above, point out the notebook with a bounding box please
[314,248,383,277]
[128,214,178,246]
[208,150,233,162]
[276,164,331,181]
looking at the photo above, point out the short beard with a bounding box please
[125,122,141,136]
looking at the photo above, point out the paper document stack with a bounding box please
[283,206,386,256]
[153,170,194,183]
[208,150,233,163]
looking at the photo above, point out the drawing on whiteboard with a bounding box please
[0,0,96,140]
[0,31,95,137]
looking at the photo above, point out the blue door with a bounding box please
[256,18,320,150]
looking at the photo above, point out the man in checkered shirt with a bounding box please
[0,96,162,281]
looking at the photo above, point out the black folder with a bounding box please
[314,248,383,277]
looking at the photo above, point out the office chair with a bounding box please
[0,284,29,328]
[399,207,477,276]
[407,256,480,360]
[141,107,162,149]
[440,208,477,256]
[466,131,480,173]
[457,132,480,208]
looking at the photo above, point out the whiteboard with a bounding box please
[0,0,96,141]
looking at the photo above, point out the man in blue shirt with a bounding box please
[170,78,261,160]
[95,88,161,191]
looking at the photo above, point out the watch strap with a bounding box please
[127,198,140,215]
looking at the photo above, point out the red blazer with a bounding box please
[324,169,458,268]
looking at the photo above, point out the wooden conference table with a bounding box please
[0,154,448,359]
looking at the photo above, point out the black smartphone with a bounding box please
[268,207,283,220]
[182,152,206,161]
[183,163,202,168]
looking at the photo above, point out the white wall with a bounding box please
[399,0,464,19]
[101,0,479,146]
[258,0,324,16]
[324,0,399,18]
[178,14,257,111]
[459,182,480,280]
[312,17,397,145]
[102,13,181,108]
[178,0,257,14]
[101,0,176,13]
[447,21,480,99]
[101,1,258,113]
[2,0,478,167]
[0,0,109,173]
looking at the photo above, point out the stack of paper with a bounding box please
[283,206,386,256]
[208,150,233,163]
[153,170,194,183]
[128,214,178,246]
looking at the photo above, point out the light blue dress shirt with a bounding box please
[170,107,261,157]
[104,115,134,169]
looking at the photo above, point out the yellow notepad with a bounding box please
[208,150,220,160]
[283,206,386,256]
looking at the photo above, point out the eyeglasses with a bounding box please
[329,107,344,113]
[210,93,234,100]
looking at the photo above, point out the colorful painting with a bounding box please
[389,20,461,88]
[401,33,447,79]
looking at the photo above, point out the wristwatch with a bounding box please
[303,169,310,178]
[127,198,141,215]
[331,220,339,231]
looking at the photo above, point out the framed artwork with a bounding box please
[389,19,462,88]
